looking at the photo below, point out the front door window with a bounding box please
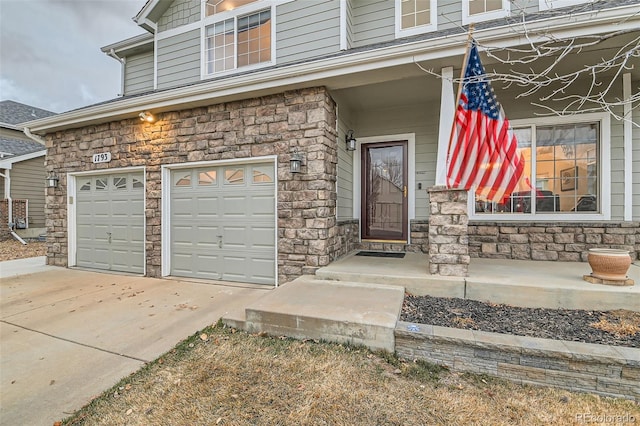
[362,142,408,241]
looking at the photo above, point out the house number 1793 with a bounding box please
[92,152,111,163]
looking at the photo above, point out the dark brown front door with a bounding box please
[361,141,408,241]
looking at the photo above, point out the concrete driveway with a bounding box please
[0,261,269,425]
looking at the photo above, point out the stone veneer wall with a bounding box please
[357,220,429,254]
[428,187,469,276]
[333,220,359,262]
[469,222,640,261]
[45,87,338,284]
[396,321,640,402]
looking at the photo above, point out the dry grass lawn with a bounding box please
[63,323,639,426]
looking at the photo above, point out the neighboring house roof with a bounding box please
[0,137,46,158]
[0,100,56,125]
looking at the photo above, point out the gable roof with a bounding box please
[0,100,56,126]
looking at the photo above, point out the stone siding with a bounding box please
[469,222,640,261]
[357,220,429,254]
[396,321,640,402]
[428,187,469,276]
[332,220,359,262]
[45,87,338,284]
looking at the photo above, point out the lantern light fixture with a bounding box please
[139,111,155,123]
[46,173,59,188]
[346,130,356,151]
[290,152,304,174]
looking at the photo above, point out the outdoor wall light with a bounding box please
[346,130,356,151]
[139,111,155,123]
[45,173,59,188]
[290,152,304,174]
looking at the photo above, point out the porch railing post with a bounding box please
[427,185,469,277]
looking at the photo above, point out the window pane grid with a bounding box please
[401,0,431,29]
[206,9,271,74]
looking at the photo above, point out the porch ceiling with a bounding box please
[330,30,639,113]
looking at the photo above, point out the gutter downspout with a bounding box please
[23,127,46,145]
[107,48,126,97]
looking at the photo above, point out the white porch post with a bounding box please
[435,66,455,185]
[623,72,632,221]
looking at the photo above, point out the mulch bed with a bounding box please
[401,294,640,348]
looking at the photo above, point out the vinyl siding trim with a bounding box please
[0,150,46,169]
[623,72,632,221]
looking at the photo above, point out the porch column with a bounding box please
[435,66,455,186]
[427,185,469,276]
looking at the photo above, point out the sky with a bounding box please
[0,0,148,114]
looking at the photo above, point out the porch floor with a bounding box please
[315,252,640,312]
[222,253,638,354]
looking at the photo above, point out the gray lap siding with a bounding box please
[44,87,340,284]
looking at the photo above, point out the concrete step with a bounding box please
[316,267,465,298]
[232,276,404,352]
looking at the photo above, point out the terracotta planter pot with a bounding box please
[587,248,632,281]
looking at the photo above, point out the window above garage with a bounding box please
[202,0,275,76]
[470,113,610,221]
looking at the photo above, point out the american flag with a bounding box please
[446,41,525,203]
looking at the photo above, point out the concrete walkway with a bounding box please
[0,259,270,426]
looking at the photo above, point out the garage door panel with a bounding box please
[251,226,276,248]
[170,164,275,285]
[75,172,145,274]
[249,195,275,216]
[222,195,248,217]
[196,197,220,216]
[172,197,197,216]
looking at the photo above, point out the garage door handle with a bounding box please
[107,232,112,244]
[217,235,223,248]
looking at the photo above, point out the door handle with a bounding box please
[403,186,407,198]
[217,235,223,249]
[107,232,112,243]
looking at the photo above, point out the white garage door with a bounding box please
[170,163,276,285]
[76,172,145,274]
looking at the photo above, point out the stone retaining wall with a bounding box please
[396,321,640,402]
[468,222,640,261]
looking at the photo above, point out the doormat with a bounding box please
[355,251,405,259]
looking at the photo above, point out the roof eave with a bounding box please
[25,5,640,134]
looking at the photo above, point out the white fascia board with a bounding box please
[0,122,22,131]
[26,4,640,134]
[101,33,154,54]
[0,150,45,169]
[134,0,160,27]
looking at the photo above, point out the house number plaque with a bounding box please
[92,152,111,163]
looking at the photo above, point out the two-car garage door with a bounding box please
[73,162,276,285]
[169,162,276,285]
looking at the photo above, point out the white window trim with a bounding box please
[538,0,591,11]
[462,0,510,25]
[67,166,147,274]
[161,155,278,286]
[469,112,611,222]
[200,0,280,79]
[395,0,438,39]
[352,133,416,243]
